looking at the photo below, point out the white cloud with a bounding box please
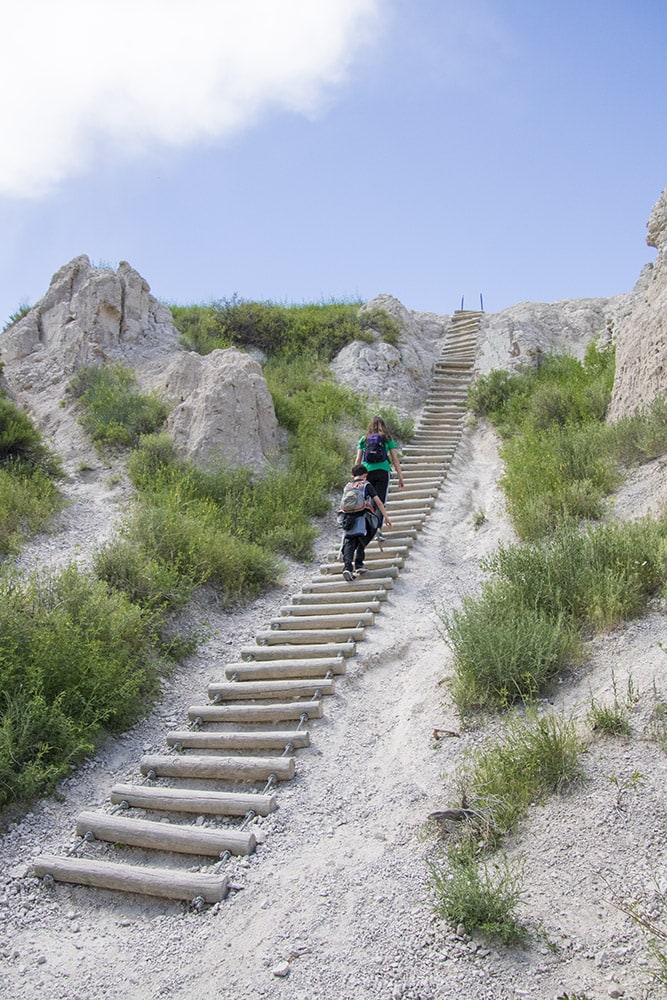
[0,0,382,198]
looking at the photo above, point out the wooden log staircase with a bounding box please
[32,310,482,904]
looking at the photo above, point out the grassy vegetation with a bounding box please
[0,564,178,808]
[429,711,583,942]
[171,296,401,360]
[0,391,64,555]
[1,296,410,814]
[432,341,667,945]
[67,364,168,449]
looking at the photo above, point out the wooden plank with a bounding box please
[110,783,277,817]
[205,678,335,700]
[33,855,228,903]
[279,601,381,616]
[166,730,310,751]
[187,700,323,723]
[268,613,374,630]
[140,753,295,782]
[241,642,356,660]
[75,810,256,857]
[224,658,345,680]
[255,628,365,645]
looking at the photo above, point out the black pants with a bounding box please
[366,469,389,527]
[342,518,378,571]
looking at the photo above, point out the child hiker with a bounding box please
[339,464,392,581]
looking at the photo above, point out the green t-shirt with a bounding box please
[357,435,397,472]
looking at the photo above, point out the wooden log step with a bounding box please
[187,700,323,723]
[268,612,374,630]
[302,577,393,594]
[110,783,277,817]
[140,753,295,782]
[241,641,356,659]
[33,855,229,903]
[318,559,402,576]
[292,589,388,604]
[205,677,335,700]
[255,627,365,645]
[386,496,435,507]
[225,657,346,680]
[76,810,256,857]
[280,601,380,616]
[166,729,310,751]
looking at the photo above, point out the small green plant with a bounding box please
[556,993,593,1000]
[453,712,584,847]
[1,301,31,332]
[587,672,636,737]
[608,769,644,815]
[68,364,168,449]
[473,509,487,530]
[429,842,527,945]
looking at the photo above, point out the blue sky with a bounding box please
[1,0,665,328]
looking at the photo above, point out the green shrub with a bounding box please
[442,587,579,711]
[499,423,619,540]
[68,364,168,449]
[429,844,527,945]
[487,518,667,629]
[0,564,171,807]
[171,297,400,361]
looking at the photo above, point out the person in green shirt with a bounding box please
[355,416,404,535]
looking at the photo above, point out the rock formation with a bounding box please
[608,184,667,420]
[153,348,279,469]
[330,294,451,415]
[0,256,279,470]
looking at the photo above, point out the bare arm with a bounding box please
[355,448,364,465]
[390,447,404,488]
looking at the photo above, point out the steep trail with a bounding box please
[32,311,483,904]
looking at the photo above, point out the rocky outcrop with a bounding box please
[152,349,279,468]
[0,255,180,371]
[330,294,451,415]
[0,256,279,471]
[608,185,667,420]
[474,296,628,376]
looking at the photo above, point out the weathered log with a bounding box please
[110,783,276,817]
[240,641,356,659]
[206,678,335,700]
[268,613,374,630]
[75,810,256,856]
[187,700,323,723]
[166,729,310,751]
[33,855,228,903]
[224,657,345,680]
[255,627,365,645]
[139,753,295,782]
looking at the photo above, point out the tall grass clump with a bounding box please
[429,844,527,945]
[467,343,617,540]
[171,297,400,361]
[441,515,667,713]
[454,712,584,847]
[68,364,168,449]
[0,564,173,808]
[0,392,64,555]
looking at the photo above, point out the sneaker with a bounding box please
[355,564,368,574]
[343,569,355,582]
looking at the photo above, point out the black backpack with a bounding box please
[363,433,388,464]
